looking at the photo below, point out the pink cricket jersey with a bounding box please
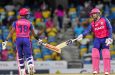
[91,18,109,38]
[15,19,32,37]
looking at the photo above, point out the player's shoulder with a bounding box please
[12,20,18,28]
[18,18,29,21]
[12,20,18,24]
[25,19,32,24]
[20,19,32,24]
[101,17,110,22]
[90,20,94,25]
[101,17,108,20]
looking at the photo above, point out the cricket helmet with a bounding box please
[90,8,101,15]
[19,8,30,16]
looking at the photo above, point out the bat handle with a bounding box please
[42,43,47,46]
[72,38,78,42]
[66,38,78,45]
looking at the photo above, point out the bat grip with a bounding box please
[72,38,78,42]
[66,38,78,45]
[42,43,47,46]
[38,39,47,46]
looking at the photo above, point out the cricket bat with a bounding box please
[44,43,61,53]
[38,40,61,53]
[56,38,78,49]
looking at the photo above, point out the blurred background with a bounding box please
[0,0,115,74]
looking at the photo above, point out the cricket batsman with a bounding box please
[2,8,41,75]
[74,8,113,75]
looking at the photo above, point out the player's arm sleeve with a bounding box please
[30,23,34,30]
[105,18,112,38]
[12,22,16,29]
[82,25,92,36]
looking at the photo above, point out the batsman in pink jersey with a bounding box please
[2,8,40,75]
[76,8,113,75]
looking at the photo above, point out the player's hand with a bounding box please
[38,39,45,46]
[105,38,113,46]
[76,34,83,41]
[35,35,39,40]
[2,41,8,50]
[66,39,73,45]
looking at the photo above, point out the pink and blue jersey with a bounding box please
[83,17,112,38]
[82,17,112,49]
[12,19,33,38]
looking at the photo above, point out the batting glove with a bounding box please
[105,38,113,46]
[38,39,45,46]
[66,39,73,45]
[2,41,8,50]
[76,34,83,41]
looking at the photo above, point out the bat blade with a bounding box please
[45,44,61,53]
[56,41,67,49]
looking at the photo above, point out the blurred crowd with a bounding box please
[0,0,115,61]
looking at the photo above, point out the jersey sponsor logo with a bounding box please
[94,25,104,30]
[94,21,105,31]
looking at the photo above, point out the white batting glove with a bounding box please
[105,38,113,46]
[66,39,73,45]
[2,41,8,50]
[38,39,46,46]
[76,34,83,41]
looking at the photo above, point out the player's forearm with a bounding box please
[33,33,39,40]
[6,32,13,41]
[3,26,14,49]
[34,34,39,40]
[82,25,92,36]
[105,18,112,38]
[108,27,112,38]
[108,25,112,38]
[82,31,88,36]
[31,29,39,40]
[6,28,15,41]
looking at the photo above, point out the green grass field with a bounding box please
[33,73,115,75]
